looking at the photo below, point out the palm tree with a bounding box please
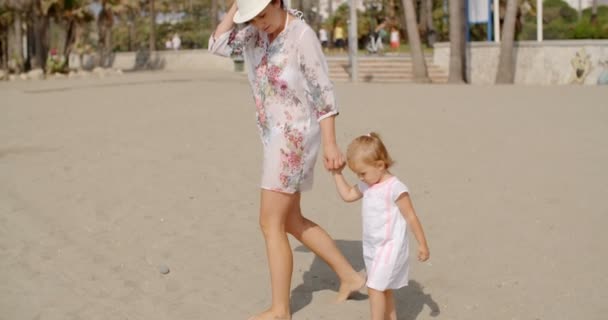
[211,0,217,28]
[448,0,466,83]
[148,0,155,51]
[30,0,50,70]
[12,4,23,72]
[96,0,136,66]
[122,0,139,51]
[42,0,94,67]
[400,0,430,82]
[590,0,598,25]
[97,0,114,66]
[0,6,11,76]
[495,0,517,83]
[418,0,436,47]
[0,0,27,72]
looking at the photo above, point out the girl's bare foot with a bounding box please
[247,309,290,320]
[335,272,366,302]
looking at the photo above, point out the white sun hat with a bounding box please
[233,0,272,23]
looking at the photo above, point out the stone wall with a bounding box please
[433,40,608,85]
[111,50,234,72]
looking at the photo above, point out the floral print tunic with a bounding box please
[208,13,338,193]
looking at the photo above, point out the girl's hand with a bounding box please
[330,162,346,175]
[418,246,430,262]
[323,143,345,170]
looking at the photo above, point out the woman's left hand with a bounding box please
[323,143,345,170]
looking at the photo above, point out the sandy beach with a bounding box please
[1,70,607,320]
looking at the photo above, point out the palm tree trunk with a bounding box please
[316,0,321,31]
[32,7,48,70]
[495,0,517,84]
[401,0,430,82]
[98,1,113,67]
[12,11,24,72]
[104,21,111,66]
[128,12,135,51]
[418,0,437,47]
[328,0,333,46]
[448,0,466,83]
[590,0,598,25]
[1,33,8,77]
[419,0,428,35]
[425,0,436,46]
[388,0,396,20]
[211,0,218,28]
[149,0,156,51]
[63,20,75,62]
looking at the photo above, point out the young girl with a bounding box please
[332,132,430,320]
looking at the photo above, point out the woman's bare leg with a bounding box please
[285,194,365,302]
[249,189,296,320]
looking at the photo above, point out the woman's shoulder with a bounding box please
[289,17,314,39]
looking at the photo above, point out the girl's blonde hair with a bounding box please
[346,132,394,169]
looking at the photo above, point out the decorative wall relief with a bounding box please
[570,49,592,84]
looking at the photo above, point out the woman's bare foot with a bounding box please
[335,272,366,302]
[247,309,291,320]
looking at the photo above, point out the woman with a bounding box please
[208,0,365,319]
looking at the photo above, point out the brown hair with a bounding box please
[346,132,394,169]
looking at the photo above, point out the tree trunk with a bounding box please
[32,10,48,70]
[128,12,135,51]
[495,0,517,84]
[388,0,396,20]
[401,0,430,82]
[328,0,333,46]
[211,0,218,28]
[1,33,8,78]
[419,0,428,35]
[104,21,111,66]
[418,0,437,47]
[425,0,436,46]
[25,17,35,69]
[590,0,598,25]
[12,12,24,72]
[448,0,466,83]
[149,0,156,51]
[316,0,322,31]
[63,20,75,62]
[98,1,113,68]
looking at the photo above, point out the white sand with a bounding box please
[1,71,607,320]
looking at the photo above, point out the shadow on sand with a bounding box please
[291,240,440,319]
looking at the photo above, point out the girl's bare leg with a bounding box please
[384,290,397,320]
[285,194,365,302]
[368,288,387,320]
[249,190,296,320]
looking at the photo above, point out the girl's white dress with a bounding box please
[208,13,338,193]
[358,176,410,291]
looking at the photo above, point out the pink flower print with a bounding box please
[268,65,281,82]
[287,151,301,169]
[279,80,288,91]
[255,96,266,124]
[279,173,289,187]
[256,56,268,79]
[287,133,303,150]
[280,148,289,163]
